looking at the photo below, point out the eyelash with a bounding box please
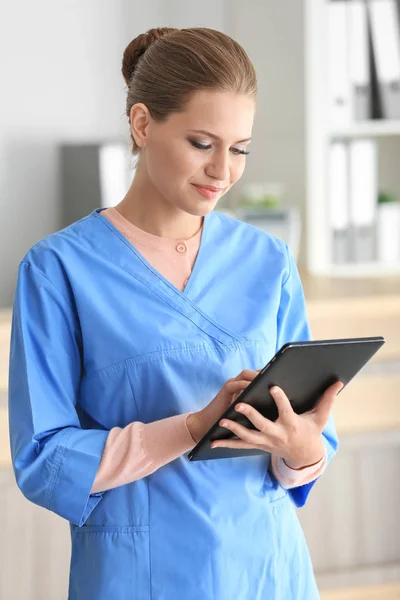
[189,140,250,156]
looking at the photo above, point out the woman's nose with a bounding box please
[206,151,230,182]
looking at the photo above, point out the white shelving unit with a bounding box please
[330,119,400,139]
[305,0,400,278]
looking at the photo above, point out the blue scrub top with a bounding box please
[8,209,337,599]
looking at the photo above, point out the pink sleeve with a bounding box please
[91,408,327,495]
[91,413,196,494]
[270,449,327,490]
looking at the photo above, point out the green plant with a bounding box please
[378,191,397,204]
[240,194,280,208]
[239,183,283,209]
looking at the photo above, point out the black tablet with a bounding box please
[187,336,385,461]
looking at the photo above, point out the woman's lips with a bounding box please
[191,184,225,199]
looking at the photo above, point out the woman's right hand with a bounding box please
[187,369,261,444]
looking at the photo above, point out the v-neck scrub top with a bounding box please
[8,208,338,600]
[90,207,327,496]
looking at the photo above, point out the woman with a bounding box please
[8,27,341,599]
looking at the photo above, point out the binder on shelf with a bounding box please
[376,197,400,263]
[99,144,134,208]
[367,0,384,119]
[328,142,351,264]
[348,139,378,262]
[60,143,135,227]
[367,0,400,119]
[328,0,352,126]
[349,0,372,120]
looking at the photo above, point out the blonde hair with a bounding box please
[121,27,257,154]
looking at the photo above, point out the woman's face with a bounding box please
[137,89,255,217]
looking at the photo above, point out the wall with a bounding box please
[0,0,230,307]
[0,0,306,307]
[226,0,307,262]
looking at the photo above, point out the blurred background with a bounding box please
[0,0,400,598]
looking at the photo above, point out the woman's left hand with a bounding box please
[211,380,344,469]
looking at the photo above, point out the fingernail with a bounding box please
[236,404,244,412]
[271,386,279,394]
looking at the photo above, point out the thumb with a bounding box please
[314,381,344,428]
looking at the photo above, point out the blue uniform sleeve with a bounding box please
[274,244,338,508]
[8,261,109,526]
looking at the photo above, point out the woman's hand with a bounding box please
[211,380,344,469]
[187,369,261,444]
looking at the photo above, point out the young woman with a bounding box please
[8,27,341,600]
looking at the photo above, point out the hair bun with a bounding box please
[122,27,177,85]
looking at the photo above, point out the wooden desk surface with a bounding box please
[1,273,400,388]
[0,310,11,396]
[300,270,400,302]
[320,582,400,600]
[1,272,400,462]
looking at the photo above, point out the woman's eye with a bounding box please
[231,147,250,156]
[189,140,211,150]
[189,139,250,155]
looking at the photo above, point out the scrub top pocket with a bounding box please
[69,525,151,600]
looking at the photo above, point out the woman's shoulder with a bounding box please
[212,209,289,257]
[21,210,101,270]
[17,210,104,294]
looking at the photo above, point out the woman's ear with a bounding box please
[130,103,150,150]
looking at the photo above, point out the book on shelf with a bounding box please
[328,139,378,264]
[348,138,377,262]
[328,141,351,263]
[328,0,371,124]
[327,0,400,123]
[376,193,400,262]
[349,0,372,121]
[367,0,400,119]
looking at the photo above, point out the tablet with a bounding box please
[187,336,385,461]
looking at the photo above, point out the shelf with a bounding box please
[308,262,400,279]
[320,582,400,600]
[329,120,400,140]
[325,262,400,278]
[305,0,400,280]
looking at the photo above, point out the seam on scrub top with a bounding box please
[125,364,140,418]
[46,435,69,511]
[267,491,288,504]
[93,212,245,343]
[20,262,82,339]
[274,243,295,356]
[21,260,82,342]
[86,340,262,378]
[281,242,292,289]
[72,525,150,534]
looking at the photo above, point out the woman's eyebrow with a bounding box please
[187,129,252,143]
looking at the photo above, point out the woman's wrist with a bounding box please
[186,412,203,444]
[283,440,326,471]
[282,452,325,471]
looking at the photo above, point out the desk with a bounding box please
[1,272,400,460]
[300,272,400,434]
[320,582,400,599]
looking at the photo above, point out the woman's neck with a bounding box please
[114,166,203,240]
